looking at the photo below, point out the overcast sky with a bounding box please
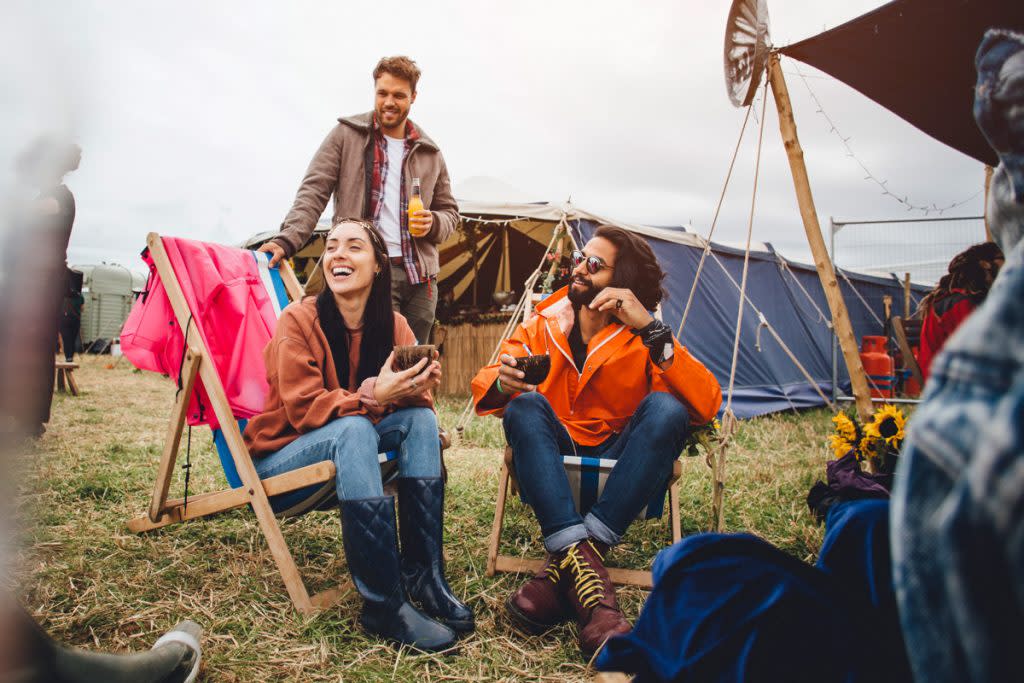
[2,1,989,274]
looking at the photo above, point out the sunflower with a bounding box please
[685,418,723,457]
[832,413,857,442]
[859,421,881,459]
[869,404,907,448]
[829,433,855,459]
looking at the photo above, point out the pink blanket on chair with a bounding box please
[120,236,282,428]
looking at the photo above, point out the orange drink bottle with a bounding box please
[408,177,426,236]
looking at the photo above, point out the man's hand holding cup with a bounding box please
[495,353,536,394]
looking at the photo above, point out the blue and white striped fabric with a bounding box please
[253,250,291,318]
[210,250,399,518]
[562,455,668,520]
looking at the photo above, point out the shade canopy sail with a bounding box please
[779,0,1024,166]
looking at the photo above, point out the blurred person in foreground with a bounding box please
[916,240,1003,382]
[7,137,80,437]
[11,139,79,438]
[259,55,459,344]
[0,138,201,682]
[890,28,1024,683]
[471,225,721,659]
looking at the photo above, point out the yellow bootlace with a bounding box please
[559,542,605,609]
[544,563,561,583]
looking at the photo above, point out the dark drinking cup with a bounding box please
[517,354,551,386]
[394,344,437,371]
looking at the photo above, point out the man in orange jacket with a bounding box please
[471,225,722,658]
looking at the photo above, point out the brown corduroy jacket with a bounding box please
[243,297,431,459]
[271,112,459,278]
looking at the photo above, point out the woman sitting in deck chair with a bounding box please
[243,218,473,652]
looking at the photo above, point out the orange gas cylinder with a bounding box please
[860,335,894,398]
[903,348,922,397]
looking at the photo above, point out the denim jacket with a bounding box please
[890,29,1024,683]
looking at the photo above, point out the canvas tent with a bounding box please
[245,201,926,418]
[779,0,1024,167]
[458,203,927,419]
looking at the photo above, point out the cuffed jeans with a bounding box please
[254,407,441,502]
[503,391,690,553]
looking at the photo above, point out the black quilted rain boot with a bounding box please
[398,477,475,634]
[340,495,457,652]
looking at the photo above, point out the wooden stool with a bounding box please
[55,361,80,396]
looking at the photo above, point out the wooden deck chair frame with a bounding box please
[486,447,683,590]
[126,232,353,615]
[891,316,924,389]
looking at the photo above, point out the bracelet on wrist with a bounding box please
[632,319,674,363]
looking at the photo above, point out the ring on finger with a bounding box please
[615,299,623,309]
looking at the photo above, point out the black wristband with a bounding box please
[632,319,673,363]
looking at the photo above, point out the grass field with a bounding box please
[15,356,835,681]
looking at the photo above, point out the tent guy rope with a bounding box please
[454,214,576,434]
[677,99,755,338]
[711,78,769,532]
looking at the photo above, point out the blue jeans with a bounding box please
[503,392,689,553]
[254,407,441,503]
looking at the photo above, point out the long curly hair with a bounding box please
[593,225,666,311]
[919,241,1004,314]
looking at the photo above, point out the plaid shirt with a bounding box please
[369,115,425,284]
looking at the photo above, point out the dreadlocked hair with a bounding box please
[919,241,1004,315]
[315,218,395,388]
[594,224,666,311]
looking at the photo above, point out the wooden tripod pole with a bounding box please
[766,53,874,422]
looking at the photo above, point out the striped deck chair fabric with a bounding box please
[488,445,682,588]
[562,455,669,520]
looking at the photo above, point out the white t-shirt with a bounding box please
[377,135,406,258]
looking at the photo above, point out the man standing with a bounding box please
[260,56,458,343]
[471,225,722,658]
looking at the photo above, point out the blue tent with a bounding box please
[573,218,927,419]
[453,201,927,420]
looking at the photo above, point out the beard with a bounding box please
[567,279,601,307]
[376,104,409,130]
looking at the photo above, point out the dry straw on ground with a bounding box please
[16,357,832,681]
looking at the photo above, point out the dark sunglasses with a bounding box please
[571,250,613,275]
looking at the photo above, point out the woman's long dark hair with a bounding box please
[315,218,394,388]
[919,241,1004,315]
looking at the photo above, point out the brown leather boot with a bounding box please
[559,540,631,659]
[505,553,572,634]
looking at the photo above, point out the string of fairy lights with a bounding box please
[791,61,983,216]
